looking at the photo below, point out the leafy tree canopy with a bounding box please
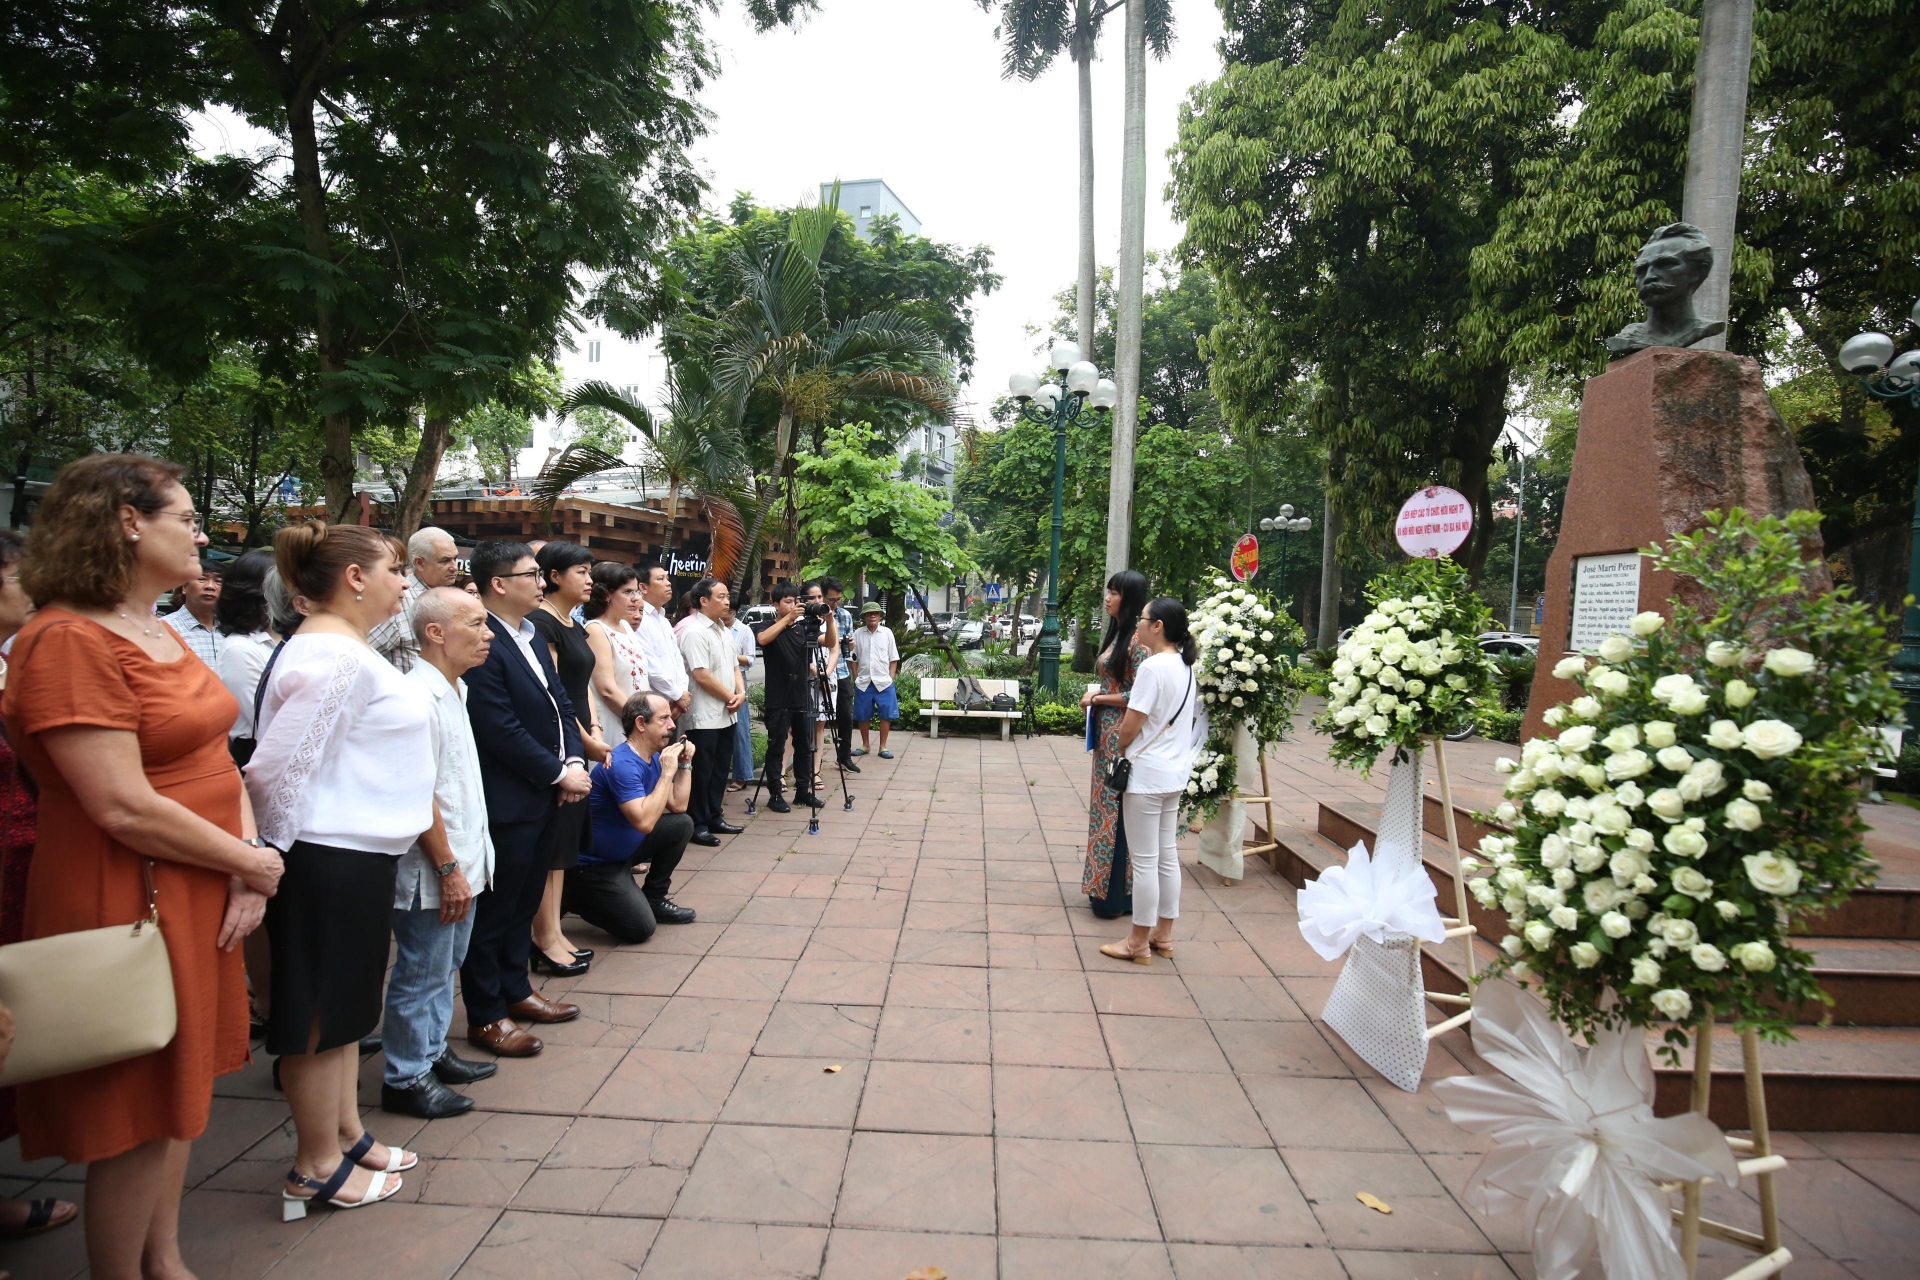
[796,421,974,592]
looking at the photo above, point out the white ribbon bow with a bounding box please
[1296,839,1448,961]
[1432,979,1741,1280]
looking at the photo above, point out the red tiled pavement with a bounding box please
[5,724,1917,1278]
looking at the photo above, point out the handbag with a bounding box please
[0,859,177,1086]
[989,692,1018,712]
[1103,670,1194,791]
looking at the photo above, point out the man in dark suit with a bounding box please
[460,540,592,1055]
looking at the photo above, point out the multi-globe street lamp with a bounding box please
[1839,301,1920,726]
[1257,505,1313,591]
[1009,341,1119,692]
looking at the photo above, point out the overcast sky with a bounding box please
[191,1,1229,414]
[694,0,1227,410]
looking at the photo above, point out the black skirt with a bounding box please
[264,841,398,1056]
[540,791,592,870]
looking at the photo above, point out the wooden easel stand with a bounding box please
[1425,737,1479,1038]
[1670,1008,1791,1279]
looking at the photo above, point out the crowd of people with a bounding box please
[0,452,1205,1278]
[0,453,895,1275]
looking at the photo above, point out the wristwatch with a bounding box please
[433,860,459,879]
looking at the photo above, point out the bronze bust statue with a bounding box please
[1603,222,1726,359]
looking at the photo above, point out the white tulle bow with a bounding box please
[1296,839,1447,961]
[1432,979,1741,1280]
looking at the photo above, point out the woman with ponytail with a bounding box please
[1079,570,1150,917]
[1099,597,1202,965]
[247,521,436,1216]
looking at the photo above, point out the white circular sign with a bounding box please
[1395,485,1473,559]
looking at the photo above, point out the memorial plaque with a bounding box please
[1567,552,1643,652]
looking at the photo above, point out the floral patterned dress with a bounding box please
[1082,636,1152,902]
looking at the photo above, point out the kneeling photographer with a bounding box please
[755,584,836,813]
[565,691,698,944]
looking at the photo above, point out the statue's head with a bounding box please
[1632,223,1714,306]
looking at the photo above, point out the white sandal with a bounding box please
[347,1131,416,1173]
[282,1160,400,1221]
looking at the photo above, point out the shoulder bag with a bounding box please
[1103,668,1194,792]
[0,858,177,1086]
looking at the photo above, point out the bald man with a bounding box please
[382,587,498,1117]
[372,526,462,672]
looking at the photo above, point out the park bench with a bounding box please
[919,677,1022,742]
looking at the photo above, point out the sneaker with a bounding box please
[842,760,862,773]
[795,792,828,809]
[767,797,792,813]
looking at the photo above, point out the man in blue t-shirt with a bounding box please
[564,690,697,943]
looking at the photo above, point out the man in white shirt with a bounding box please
[370,527,462,673]
[677,578,744,845]
[635,563,691,715]
[850,602,902,758]
[724,601,757,790]
[381,588,500,1118]
[162,556,225,667]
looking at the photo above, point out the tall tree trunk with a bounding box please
[285,73,355,523]
[1105,0,1148,578]
[1074,32,1097,356]
[1316,485,1343,649]
[1458,367,1511,583]
[394,414,454,542]
[1681,0,1756,350]
[732,485,775,598]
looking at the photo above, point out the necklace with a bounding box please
[117,607,158,638]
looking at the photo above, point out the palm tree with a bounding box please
[710,195,961,559]
[973,1,1172,355]
[536,367,756,588]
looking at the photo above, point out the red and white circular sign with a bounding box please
[1395,485,1473,559]
[1230,534,1260,582]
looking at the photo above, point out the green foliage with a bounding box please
[1315,558,1501,773]
[796,422,975,593]
[1474,510,1900,1050]
[1131,424,1251,602]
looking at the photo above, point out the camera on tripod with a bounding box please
[802,599,832,621]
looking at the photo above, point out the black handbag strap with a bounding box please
[253,639,286,733]
[1126,668,1194,762]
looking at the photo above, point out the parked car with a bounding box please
[743,604,776,629]
[1018,614,1040,642]
[954,619,986,650]
[1478,632,1540,658]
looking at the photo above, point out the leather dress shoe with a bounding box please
[431,1048,497,1085]
[710,820,745,835]
[382,1073,474,1119]
[530,949,589,977]
[509,992,581,1024]
[766,797,792,813]
[468,1019,543,1057]
[689,830,722,847]
[648,897,697,925]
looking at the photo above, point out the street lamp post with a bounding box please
[1840,301,1920,726]
[1501,424,1540,634]
[1009,342,1119,692]
[1257,506,1313,595]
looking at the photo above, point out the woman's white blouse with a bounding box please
[245,632,436,855]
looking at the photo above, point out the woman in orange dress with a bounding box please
[3,454,283,1280]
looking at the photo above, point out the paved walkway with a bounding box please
[3,726,1917,1278]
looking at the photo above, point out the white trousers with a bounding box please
[1121,789,1184,926]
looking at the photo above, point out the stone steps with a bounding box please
[1267,803,1920,1132]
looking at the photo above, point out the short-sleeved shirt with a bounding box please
[586,741,664,866]
[760,619,817,712]
[851,624,900,691]
[677,613,738,731]
[1123,651,1199,795]
[831,605,854,680]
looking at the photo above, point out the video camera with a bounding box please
[803,599,832,621]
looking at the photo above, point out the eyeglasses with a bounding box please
[495,569,543,580]
[153,508,203,535]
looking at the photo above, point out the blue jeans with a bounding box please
[731,703,755,782]
[383,897,476,1088]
